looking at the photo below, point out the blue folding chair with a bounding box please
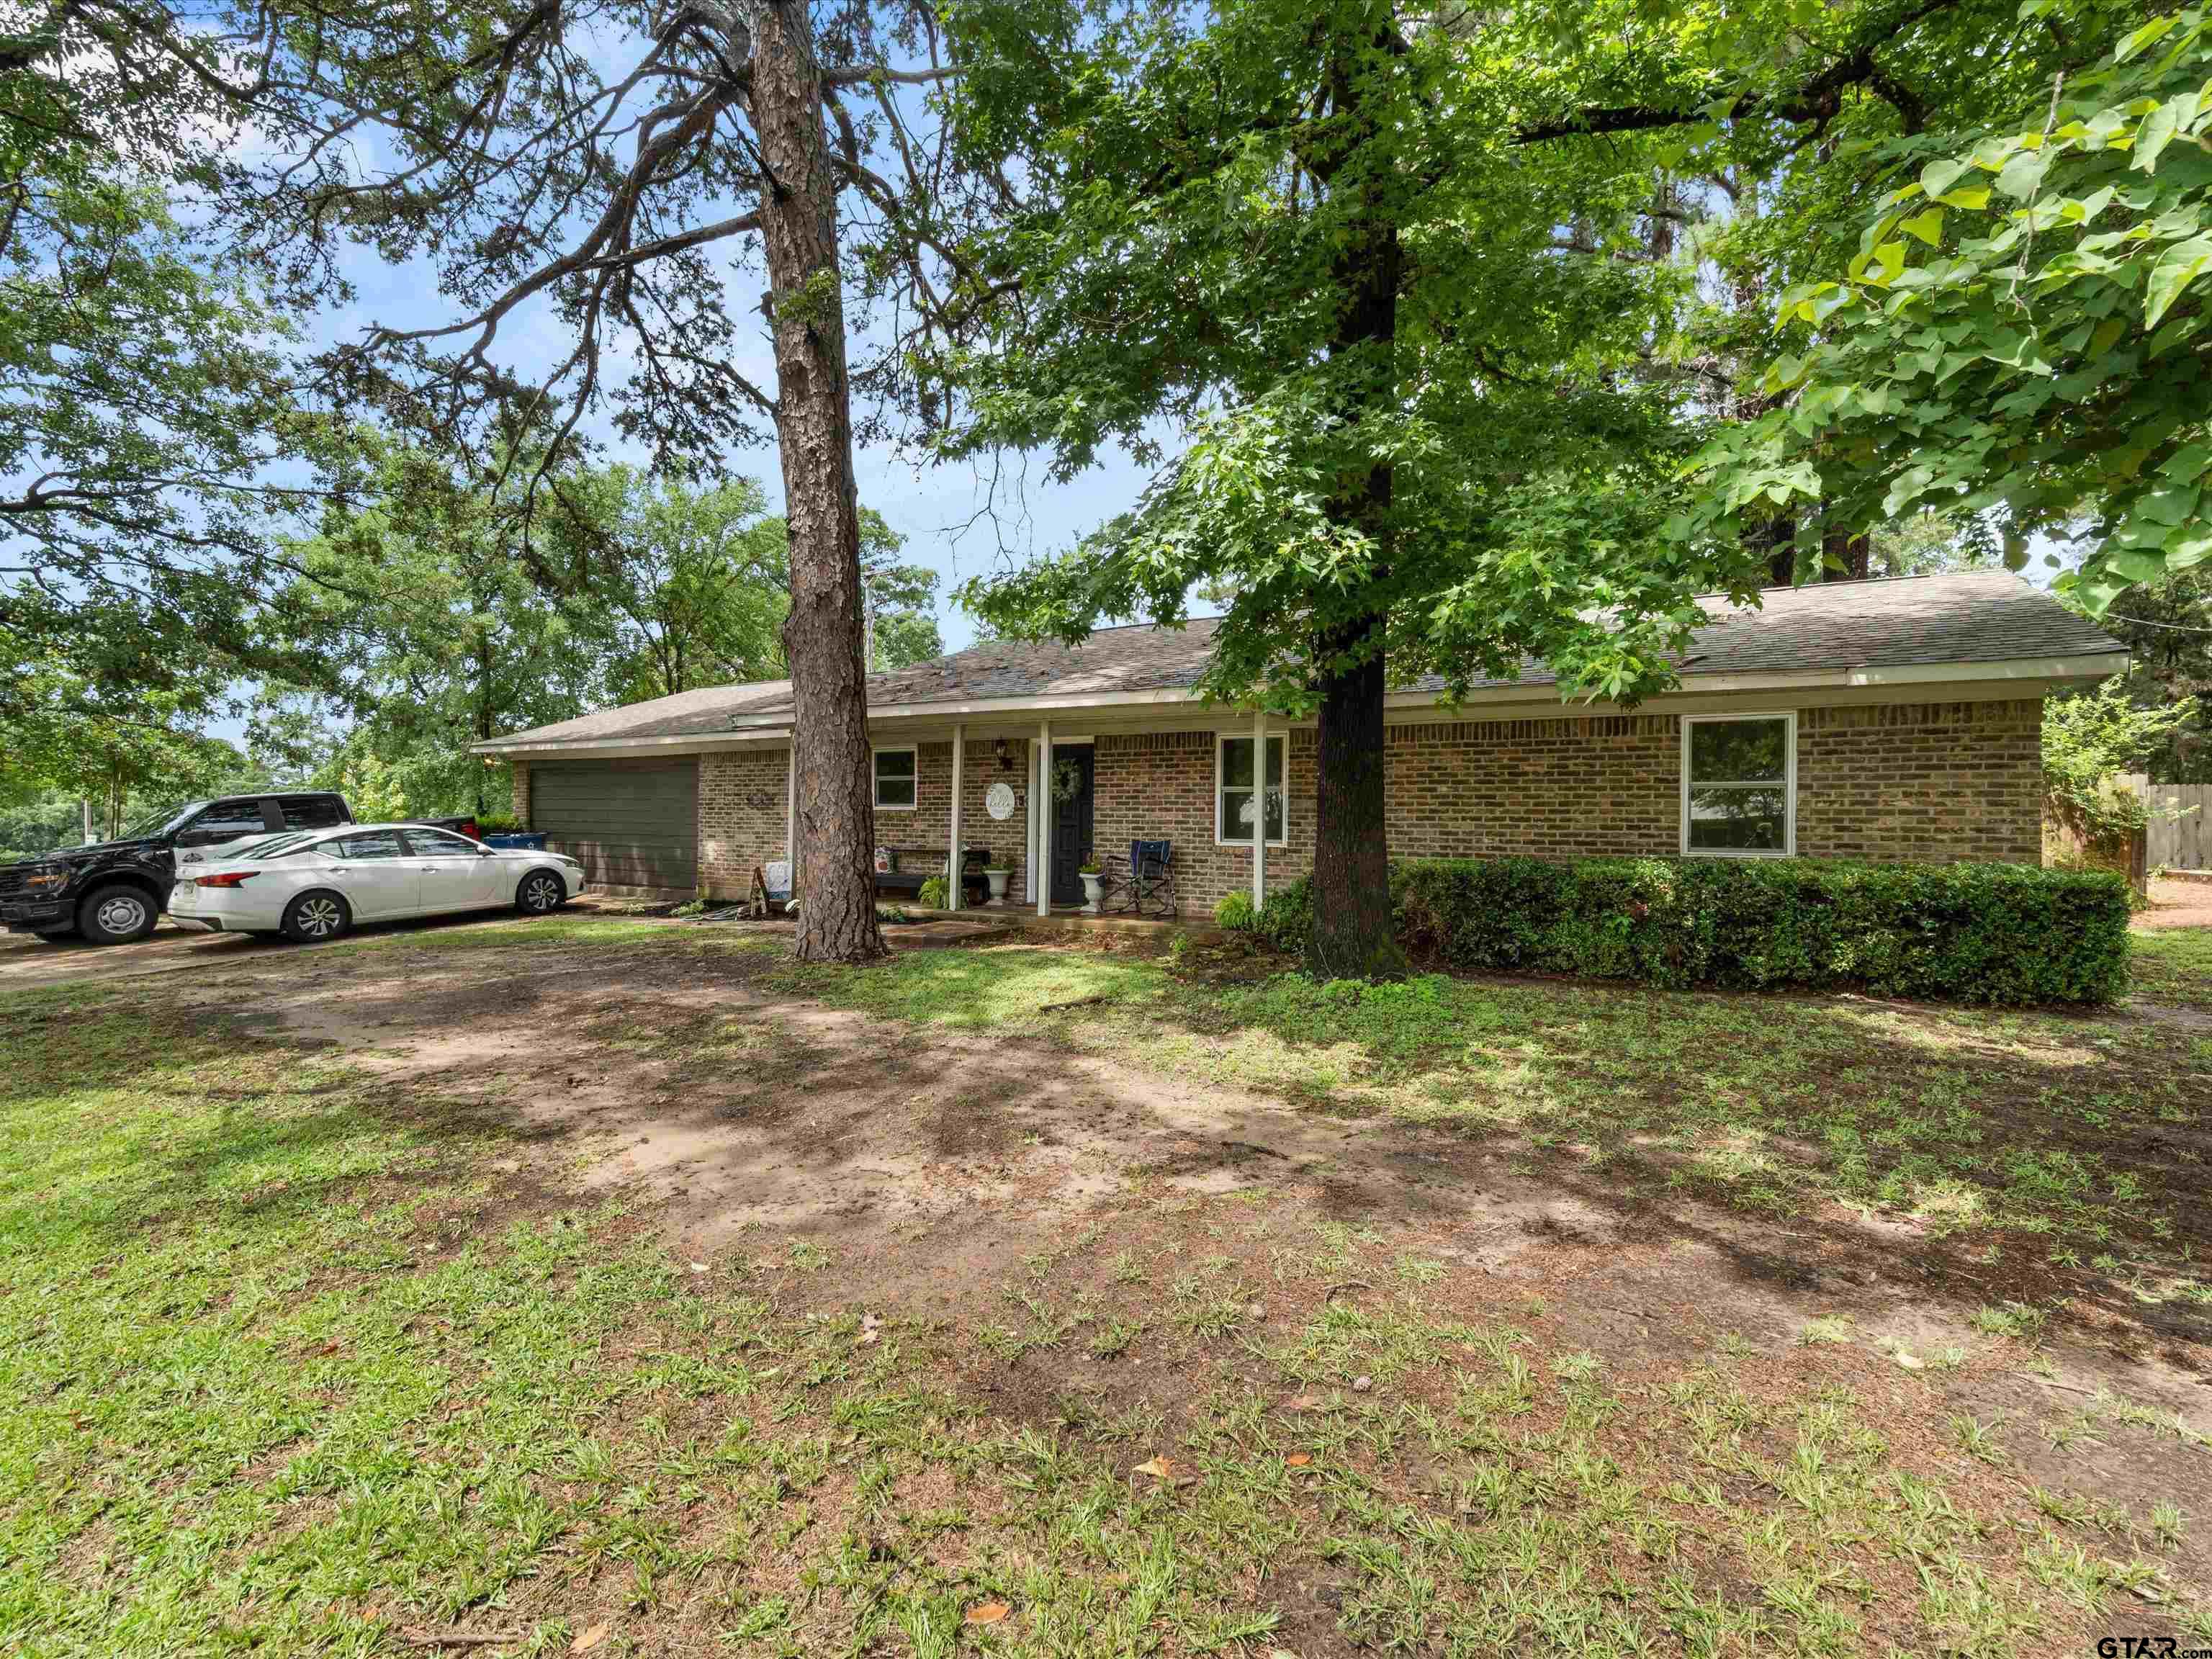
[1106,840,1177,917]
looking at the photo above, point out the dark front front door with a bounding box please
[1048,746,1094,906]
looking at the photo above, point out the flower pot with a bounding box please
[1081,872,1104,914]
[984,868,1011,905]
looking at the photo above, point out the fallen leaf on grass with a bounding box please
[1134,1455,1178,1480]
[573,1620,611,1653]
[965,1602,1011,1625]
[688,1262,709,1274]
[1284,1452,1313,1467]
[1280,1395,1323,1413]
[1895,1352,1925,1371]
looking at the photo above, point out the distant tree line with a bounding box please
[1,450,943,853]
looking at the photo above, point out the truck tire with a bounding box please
[76,885,159,945]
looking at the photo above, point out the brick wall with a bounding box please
[685,739,1039,904]
[1384,716,1680,859]
[511,762,529,824]
[696,749,792,899]
[878,740,1032,896]
[562,695,2045,909]
[1092,729,1316,917]
[1082,698,2046,914]
[948,737,1033,896]
[1795,699,2043,863]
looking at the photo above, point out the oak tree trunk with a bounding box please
[752,0,884,963]
[1308,616,1401,979]
[1305,36,1407,981]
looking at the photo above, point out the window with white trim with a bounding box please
[1216,733,1286,846]
[873,747,917,811]
[1681,714,1795,856]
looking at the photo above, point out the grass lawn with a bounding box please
[2131,927,2212,1010]
[1,916,2208,1656]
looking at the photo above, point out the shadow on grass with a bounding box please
[8,932,2207,1357]
[757,941,2212,1344]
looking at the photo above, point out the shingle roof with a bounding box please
[481,570,2124,749]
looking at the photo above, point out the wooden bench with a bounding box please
[873,846,994,905]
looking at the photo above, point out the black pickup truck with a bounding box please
[0,792,356,945]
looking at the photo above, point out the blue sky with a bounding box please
[303,137,1154,664]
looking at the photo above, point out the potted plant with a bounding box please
[1079,859,1105,914]
[984,865,1012,904]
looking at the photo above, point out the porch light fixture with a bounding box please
[994,738,1010,770]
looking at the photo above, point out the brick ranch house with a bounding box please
[472,570,2128,914]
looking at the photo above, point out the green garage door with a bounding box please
[529,758,698,893]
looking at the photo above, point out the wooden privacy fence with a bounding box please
[2121,775,2211,870]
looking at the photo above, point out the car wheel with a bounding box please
[516,869,567,914]
[282,891,351,943]
[76,884,158,945]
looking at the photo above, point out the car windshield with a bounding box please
[120,802,208,840]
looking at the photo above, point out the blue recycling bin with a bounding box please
[485,832,549,851]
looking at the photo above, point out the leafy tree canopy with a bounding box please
[2094,570,2212,780]
[939,0,1719,710]
[1686,9,2212,613]
[934,0,2130,706]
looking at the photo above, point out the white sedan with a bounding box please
[168,823,585,942]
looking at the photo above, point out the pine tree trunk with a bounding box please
[752,0,884,963]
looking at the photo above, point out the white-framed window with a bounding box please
[873,746,917,811]
[1681,712,1796,857]
[1216,732,1287,847]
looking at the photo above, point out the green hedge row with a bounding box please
[1254,858,2131,1004]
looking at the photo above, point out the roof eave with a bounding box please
[469,649,2128,757]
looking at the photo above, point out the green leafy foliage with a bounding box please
[917,875,950,909]
[1686,9,2212,612]
[245,446,943,821]
[938,0,1763,719]
[2099,570,2212,778]
[0,165,338,739]
[1263,858,2131,1004]
[1213,891,1256,932]
[1256,883,1313,957]
[2042,678,2194,838]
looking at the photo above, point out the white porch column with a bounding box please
[1035,719,1053,916]
[1252,708,1268,911]
[785,735,798,887]
[948,724,966,913]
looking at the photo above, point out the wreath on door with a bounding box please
[1051,757,1085,802]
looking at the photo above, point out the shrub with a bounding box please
[917,875,949,909]
[2043,678,2191,842]
[1214,891,1256,931]
[1256,881,1311,955]
[474,811,521,833]
[1266,858,2130,1004]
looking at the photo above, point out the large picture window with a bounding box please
[873,747,917,811]
[1681,714,1795,856]
[1216,733,1286,847]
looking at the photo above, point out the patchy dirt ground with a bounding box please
[8,911,2212,1655]
[193,938,2212,1470]
[2140,874,2212,931]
